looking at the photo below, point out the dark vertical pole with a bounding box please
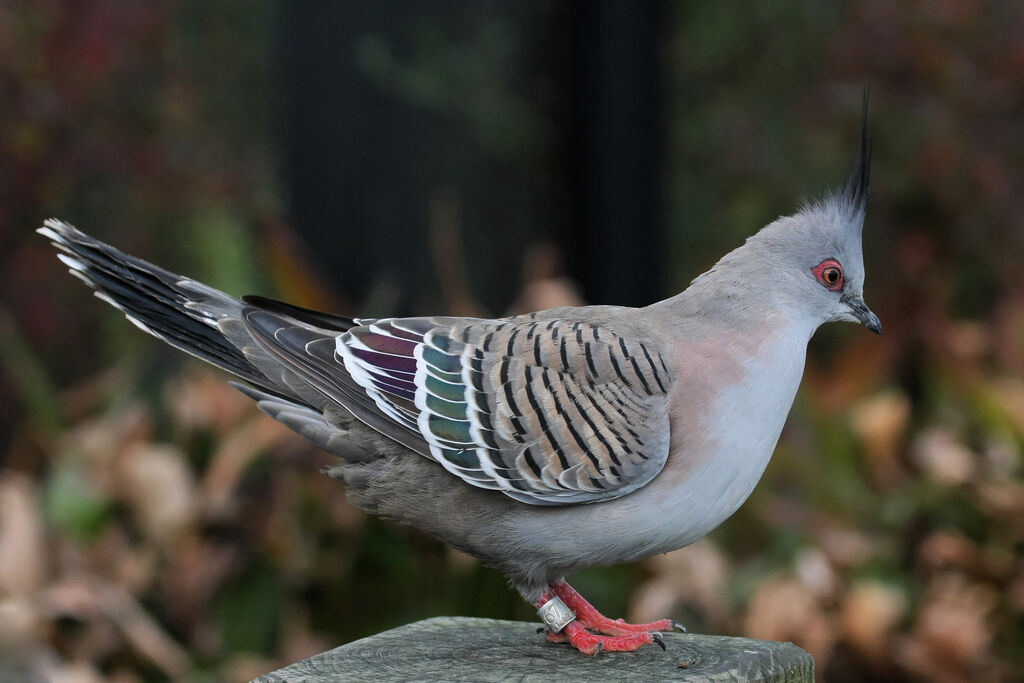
[279,3,563,316]
[280,3,441,315]
[571,0,661,306]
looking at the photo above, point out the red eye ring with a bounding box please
[812,259,844,291]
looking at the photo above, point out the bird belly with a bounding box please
[646,334,808,553]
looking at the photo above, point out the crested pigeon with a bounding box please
[39,118,878,656]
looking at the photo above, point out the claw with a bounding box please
[537,627,547,634]
[538,581,680,654]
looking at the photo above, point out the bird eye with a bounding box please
[812,259,844,291]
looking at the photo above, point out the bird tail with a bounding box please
[38,218,271,388]
[39,218,401,463]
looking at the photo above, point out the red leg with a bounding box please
[534,580,682,655]
[550,580,685,636]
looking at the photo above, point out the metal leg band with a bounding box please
[537,596,576,633]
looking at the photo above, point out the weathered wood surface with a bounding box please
[254,617,813,682]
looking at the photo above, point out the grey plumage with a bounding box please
[39,126,878,646]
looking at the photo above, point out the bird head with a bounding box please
[735,98,880,336]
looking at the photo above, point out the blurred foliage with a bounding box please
[355,17,552,164]
[2,1,1024,682]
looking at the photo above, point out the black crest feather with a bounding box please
[840,87,872,214]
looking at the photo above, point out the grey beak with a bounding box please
[841,294,882,335]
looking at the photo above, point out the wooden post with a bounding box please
[254,617,814,682]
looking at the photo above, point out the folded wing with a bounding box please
[248,310,673,506]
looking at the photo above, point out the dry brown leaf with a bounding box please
[630,580,688,628]
[631,539,731,627]
[848,389,911,485]
[912,427,977,485]
[0,598,44,660]
[794,548,838,601]
[742,575,837,664]
[57,404,152,493]
[974,480,1024,523]
[220,654,279,683]
[159,535,239,629]
[40,576,104,620]
[840,580,906,662]
[818,527,881,568]
[201,415,295,515]
[50,661,106,683]
[901,572,997,677]
[1007,565,1024,613]
[113,545,157,598]
[106,669,143,683]
[944,319,990,363]
[41,576,190,678]
[166,367,254,436]
[918,529,1013,580]
[0,473,46,597]
[96,579,190,679]
[280,603,334,671]
[68,617,121,667]
[119,443,197,548]
[918,530,982,575]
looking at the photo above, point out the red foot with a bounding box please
[545,620,661,654]
[550,580,685,636]
[534,579,684,655]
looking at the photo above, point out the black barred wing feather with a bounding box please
[338,316,673,505]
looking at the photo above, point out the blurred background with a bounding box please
[2,1,1023,681]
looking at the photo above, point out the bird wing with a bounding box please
[39,219,672,506]
[245,308,673,506]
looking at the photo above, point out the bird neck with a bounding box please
[646,262,820,346]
